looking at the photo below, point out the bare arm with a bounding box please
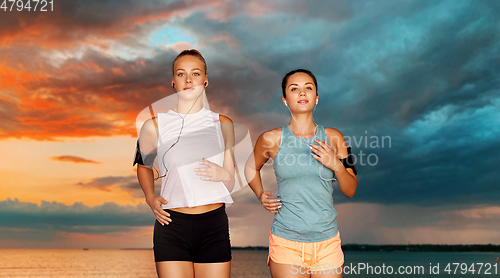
[136,118,171,225]
[244,130,281,212]
[327,128,358,198]
[137,165,155,199]
[219,115,236,192]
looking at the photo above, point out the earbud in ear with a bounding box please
[316,100,318,105]
[284,100,287,106]
[172,83,175,88]
[204,81,207,87]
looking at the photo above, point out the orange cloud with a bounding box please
[104,84,124,90]
[51,156,100,164]
[205,0,277,22]
[0,65,48,91]
[60,62,104,74]
[111,68,126,76]
[164,41,195,53]
[19,95,59,111]
[75,175,146,198]
[243,1,276,17]
[211,35,240,49]
[0,54,161,140]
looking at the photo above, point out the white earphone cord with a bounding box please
[286,102,337,182]
[154,87,205,181]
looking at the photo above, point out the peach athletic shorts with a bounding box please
[268,231,344,271]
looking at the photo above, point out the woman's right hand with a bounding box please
[146,195,172,226]
[259,191,281,213]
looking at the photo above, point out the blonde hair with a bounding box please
[172,49,208,76]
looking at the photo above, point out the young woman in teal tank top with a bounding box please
[245,69,358,277]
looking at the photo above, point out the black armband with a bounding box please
[339,147,357,175]
[133,139,156,167]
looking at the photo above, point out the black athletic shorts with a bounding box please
[153,204,232,263]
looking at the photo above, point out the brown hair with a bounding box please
[172,49,207,76]
[281,69,318,98]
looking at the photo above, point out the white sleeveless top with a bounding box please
[156,107,233,209]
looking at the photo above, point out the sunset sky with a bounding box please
[1,0,499,249]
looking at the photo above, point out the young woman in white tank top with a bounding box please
[135,50,235,278]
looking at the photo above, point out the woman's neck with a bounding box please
[288,113,317,137]
[172,102,204,114]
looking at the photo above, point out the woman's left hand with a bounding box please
[194,158,230,182]
[310,139,342,172]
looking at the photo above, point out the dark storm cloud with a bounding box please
[166,0,500,208]
[76,175,160,198]
[0,0,207,48]
[182,0,499,124]
[0,198,155,231]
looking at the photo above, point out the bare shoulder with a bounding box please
[259,127,282,142]
[257,127,282,147]
[138,117,159,149]
[140,117,158,135]
[324,127,349,156]
[218,114,234,145]
[324,127,344,139]
[219,114,233,124]
[255,127,282,159]
[324,127,346,148]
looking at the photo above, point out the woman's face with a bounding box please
[172,55,208,94]
[282,72,318,112]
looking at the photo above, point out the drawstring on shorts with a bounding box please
[301,242,305,264]
[300,242,318,266]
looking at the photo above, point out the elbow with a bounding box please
[244,166,257,182]
[346,186,357,198]
[227,175,236,192]
[222,170,236,192]
[348,186,357,198]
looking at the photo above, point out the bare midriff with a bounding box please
[169,203,223,214]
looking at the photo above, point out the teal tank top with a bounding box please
[271,124,338,242]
